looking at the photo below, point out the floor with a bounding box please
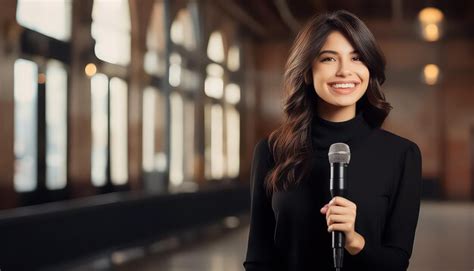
[408,201,474,271]
[116,226,248,271]
[57,200,474,271]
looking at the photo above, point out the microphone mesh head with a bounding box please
[328,143,351,164]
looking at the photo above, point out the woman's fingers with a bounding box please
[321,196,358,235]
[325,205,354,216]
[326,214,353,226]
[330,196,357,209]
[320,197,357,220]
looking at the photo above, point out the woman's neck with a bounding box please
[316,99,356,122]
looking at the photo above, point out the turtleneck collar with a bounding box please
[311,110,373,155]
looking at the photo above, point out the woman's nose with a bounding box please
[336,61,353,77]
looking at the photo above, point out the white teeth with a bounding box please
[331,83,355,88]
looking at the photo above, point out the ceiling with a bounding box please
[227,0,474,40]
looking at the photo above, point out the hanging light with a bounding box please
[85,63,97,77]
[422,64,440,85]
[418,7,444,42]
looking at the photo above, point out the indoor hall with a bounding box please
[0,0,472,270]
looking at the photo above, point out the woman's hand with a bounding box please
[320,196,365,255]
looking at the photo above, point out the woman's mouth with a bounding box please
[327,82,359,95]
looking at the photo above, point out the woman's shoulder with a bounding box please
[251,137,276,173]
[254,137,273,161]
[371,128,420,153]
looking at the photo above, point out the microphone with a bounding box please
[328,143,351,271]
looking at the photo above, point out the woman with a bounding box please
[243,10,422,271]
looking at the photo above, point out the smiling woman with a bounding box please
[267,9,391,200]
[243,10,422,271]
[312,31,370,118]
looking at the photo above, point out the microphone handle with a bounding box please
[330,162,348,269]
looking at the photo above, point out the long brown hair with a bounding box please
[265,10,392,195]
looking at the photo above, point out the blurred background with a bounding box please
[0,0,472,270]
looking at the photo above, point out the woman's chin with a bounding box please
[327,90,363,105]
[327,96,358,107]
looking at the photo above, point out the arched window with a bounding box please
[13,59,70,192]
[166,4,199,191]
[89,0,131,189]
[205,31,241,180]
[15,0,71,196]
[90,73,129,187]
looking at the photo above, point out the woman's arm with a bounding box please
[243,139,280,271]
[352,142,423,271]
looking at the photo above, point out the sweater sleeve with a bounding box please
[352,142,422,271]
[243,139,280,271]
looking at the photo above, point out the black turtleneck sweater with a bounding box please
[243,111,422,271]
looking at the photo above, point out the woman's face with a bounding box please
[311,31,370,108]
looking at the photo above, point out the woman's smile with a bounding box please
[327,81,360,95]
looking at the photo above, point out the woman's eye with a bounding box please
[353,56,361,61]
[321,57,335,62]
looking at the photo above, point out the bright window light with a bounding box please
[16,0,72,41]
[92,0,131,65]
[170,92,184,186]
[46,60,68,190]
[169,53,182,87]
[210,104,224,179]
[91,73,109,187]
[225,83,241,104]
[110,77,128,185]
[14,59,38,192]
[226,106,240,178]
[205,64,224,99]
[207,31,225,63]
[170,8,196,51]
[227,45,240,71]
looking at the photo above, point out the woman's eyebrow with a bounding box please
[318,50,359,56]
